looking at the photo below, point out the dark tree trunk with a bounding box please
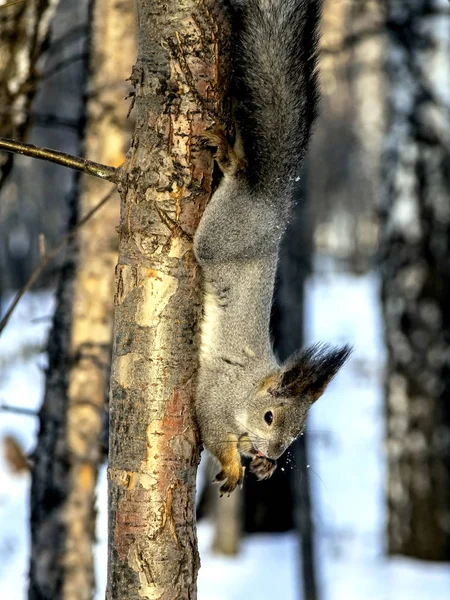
[381,0,450,561]
[29,0,91,594]
[275,177,317,600]
[244,172,318,600]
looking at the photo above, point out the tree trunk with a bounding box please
[347,0,385,273]
[107,1,231,597]
[212,488,242,556]
[29,1,136,598]
[381,0,450,561]
[348,0,384,192]
[274,176,318,600]
[0,0,60,191]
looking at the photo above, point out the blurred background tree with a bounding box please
[0,0,60,305]
[25,0,135,598]
[380,0,450,561]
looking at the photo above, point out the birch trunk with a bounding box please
[29,1,136,598]
[0,0,60,190]
[107,1,231,597]
[348,0,385,271]
[349,0,385,187]
[381,0,450,560]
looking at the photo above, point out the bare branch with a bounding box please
[0,137,118,182]
[0,187,116,336]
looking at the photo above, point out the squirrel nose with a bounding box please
[269,443,286,460]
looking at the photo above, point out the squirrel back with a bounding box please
[231,0,321,191]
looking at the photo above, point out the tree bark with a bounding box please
[0,0,60,191]
[29,1,136,598]
[381,0,450,561]
[107,1,231,597]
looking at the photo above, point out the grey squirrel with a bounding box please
[194,0,351,494]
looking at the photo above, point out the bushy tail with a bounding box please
[231,0,321,191]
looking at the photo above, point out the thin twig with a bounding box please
[0,137,118,183]
[0,0,25,8]
[0,187,116,336]
[0,400,37,417]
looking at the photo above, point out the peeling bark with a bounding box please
[29,1,136,598]
[107,1,231,597]
[381,0,450,561]
[0,0,60,190]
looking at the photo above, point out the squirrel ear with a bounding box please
[272,343,352,402]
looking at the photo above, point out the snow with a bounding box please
[0,291,54,599]
[197,525,298,600]
[1,274,449,599]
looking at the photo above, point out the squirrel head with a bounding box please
[241,344,352,460]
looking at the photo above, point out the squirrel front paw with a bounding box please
[215,463,245,496]
[249,456,277,481]
[215,460,245,496]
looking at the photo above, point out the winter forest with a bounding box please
[0,0,449,599]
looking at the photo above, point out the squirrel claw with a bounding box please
[214,470,226,483]
[216,463,245,496]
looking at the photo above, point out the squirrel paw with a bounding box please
[249,456,277,481]
[215,463,245,496]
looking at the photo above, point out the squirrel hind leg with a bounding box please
[202,127,246,177]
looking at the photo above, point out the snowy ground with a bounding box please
[1,272,449,599]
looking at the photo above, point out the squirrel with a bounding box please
[193,0,351,495]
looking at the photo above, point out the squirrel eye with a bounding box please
[264,411,273,425]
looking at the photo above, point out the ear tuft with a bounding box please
[273,343,352,401]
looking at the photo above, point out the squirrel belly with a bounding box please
[193,0,351,495]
